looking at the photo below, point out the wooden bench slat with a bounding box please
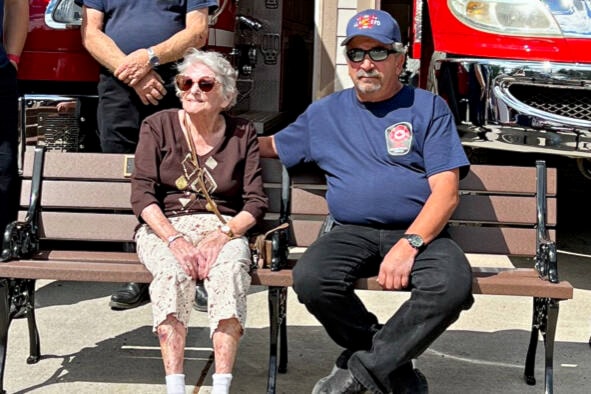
[452,195,557,225]
[22,151,132,180]
[20,180,133,209]
[0,260,152,283]
[36,250,140,263]
[459,165,557,195]
[289,165,557,196]
[19,180,284,213]
[290,189,557,226]
[449,227,555,256]
[289,219,554,256]
[29,212,138,242]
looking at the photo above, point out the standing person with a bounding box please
[0,0,28,239]
[259,9,474,394]
[131,49,267,394]
[78,0,217,310]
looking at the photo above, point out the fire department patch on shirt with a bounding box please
[385,122,413,156]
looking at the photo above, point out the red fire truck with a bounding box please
[17,0,591,177]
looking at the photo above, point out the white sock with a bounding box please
[212,373,233,394]
[165,374,185,394]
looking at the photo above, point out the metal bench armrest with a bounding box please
[1,146,46,262]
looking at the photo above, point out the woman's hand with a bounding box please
[168,236,201,280]
[194,230,231,280]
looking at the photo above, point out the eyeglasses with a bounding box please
[346,47,398,63]
[175,75,218,93]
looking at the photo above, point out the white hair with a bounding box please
[175,48,239,109]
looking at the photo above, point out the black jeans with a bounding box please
[292,224,474,393]
[97,65,180,153]
[0,63,19,237]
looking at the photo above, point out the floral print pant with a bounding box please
[135,214,252,337]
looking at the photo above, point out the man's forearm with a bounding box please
[4,0,29,56]
[148,9,209,65]
[81,28,127,73]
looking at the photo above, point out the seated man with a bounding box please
[259,9,474,394]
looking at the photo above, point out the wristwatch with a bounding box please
[147,47,160,67]
[402,234,424,251]
[219,224,234,238]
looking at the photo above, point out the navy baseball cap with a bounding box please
[341,9,402,46]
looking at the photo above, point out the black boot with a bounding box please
[110,282,150,310]
[193,283,208,312]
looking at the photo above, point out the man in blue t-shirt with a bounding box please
[260,9,474,394]
[0,0,28,244]
[78,0,217,311]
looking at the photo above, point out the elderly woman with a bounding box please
[130,48,268,394]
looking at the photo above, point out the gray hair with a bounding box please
[176,48,239,109]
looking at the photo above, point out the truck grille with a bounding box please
[509,85,591,122]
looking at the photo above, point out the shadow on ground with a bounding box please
[10,324,590,394]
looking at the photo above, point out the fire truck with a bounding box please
[17,0,591,177]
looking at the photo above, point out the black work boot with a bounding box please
[193,282,208,312]
[109,282,150,310]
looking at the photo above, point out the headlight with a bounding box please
[448,0,562,37]
[46,0,83,28]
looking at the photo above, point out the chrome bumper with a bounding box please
[430,56,591,157]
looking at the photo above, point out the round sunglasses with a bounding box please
[346,47,398,63]
[175,75,219,93]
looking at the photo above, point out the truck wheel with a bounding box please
[576,158,591,180]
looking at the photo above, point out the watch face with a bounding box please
[404,234,424,249]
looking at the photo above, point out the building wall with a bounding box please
[313,0,378,100]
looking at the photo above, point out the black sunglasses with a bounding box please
[175,75,218,93]
[346,47,398,63]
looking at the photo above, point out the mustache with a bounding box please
[356,70,380,78]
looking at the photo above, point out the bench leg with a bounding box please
[267,286,288,394]
[541,299,559,394]
[524,297,558,394]
[0,279,12,394]
[524,298,539,386]
[23,279,40,364]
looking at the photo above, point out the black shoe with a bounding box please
[109,282,150,310]
[193,283,208,312]
[311,365,368,394]
[393,368,429,394]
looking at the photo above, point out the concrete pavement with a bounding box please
[3,246,591,393]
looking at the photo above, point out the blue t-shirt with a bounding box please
[80,0,218,54]
[275,86,470,226]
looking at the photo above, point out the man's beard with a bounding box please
[355,70,382,94]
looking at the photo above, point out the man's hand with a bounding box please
[114,49,152,86]
[133,70,167,105]
[377,239,418,290]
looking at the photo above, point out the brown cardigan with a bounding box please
[131,109,268,223]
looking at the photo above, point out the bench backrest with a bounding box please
[287,163,557,257]
[17,148,558,258]
[18,149,284,247]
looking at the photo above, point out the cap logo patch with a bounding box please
[355,14,381,30]
[385,122,412,156]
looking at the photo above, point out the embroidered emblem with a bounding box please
[355,14,381,30]
[385,122,412,156]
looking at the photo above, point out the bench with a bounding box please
[0,146,574,394]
